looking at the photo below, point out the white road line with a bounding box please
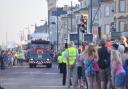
[32,86,69,88]
[13,66,28,68]
[1,72,60,75]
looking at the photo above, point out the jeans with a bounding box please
[67,65,77,89]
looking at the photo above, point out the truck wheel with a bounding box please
[47,64,52,68]
[29,64,33,68]
[33,64,36,68]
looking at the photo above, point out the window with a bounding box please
[119,0,126,12]
[105,24,110,34]
[105,6,110,16]
[119,21,125,32]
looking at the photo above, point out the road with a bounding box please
[0,63,68,89]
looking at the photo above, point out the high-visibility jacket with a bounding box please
[67,47,78,65]
[58,56,62,63]
[95,45,101,50]
[62,51,67,63]
[17,52,25,59]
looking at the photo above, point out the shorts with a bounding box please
[77,66,82,79]
[115,73,126,87]
[95,71,100,81]
[99,68,111,81]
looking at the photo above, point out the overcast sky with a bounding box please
[0,0,79,45]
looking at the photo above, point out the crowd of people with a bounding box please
[0,50,25,69]
[58,36,128,89]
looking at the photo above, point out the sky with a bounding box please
[0,0,79,45]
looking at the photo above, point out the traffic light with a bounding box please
[80,15,87,33]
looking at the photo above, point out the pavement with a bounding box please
[0,63,71,89]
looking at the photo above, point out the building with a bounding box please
[47,0,57,10]
[114,0,128,32]
[49,7,67,50]
[83,0,114,39]
[46,0,57,39]
[59,0,89,44]
[98,0,114,39]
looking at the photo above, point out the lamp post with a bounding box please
[56,7,59,51]
[90,0,93,33]
[6,32,8,47]
[77,24,80,47]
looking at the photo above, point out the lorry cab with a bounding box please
[29,49,52,68]
[28,33,53,68]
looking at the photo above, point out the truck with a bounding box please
[28,33,52,68]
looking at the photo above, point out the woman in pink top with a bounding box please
[111,50,126,89]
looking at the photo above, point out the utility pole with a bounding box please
[6,32,8,47]
[71,1,73,33]
[56,7,59,51]
[77,24,80,47]
[90,0,93,33]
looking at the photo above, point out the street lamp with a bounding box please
[56,6,59,51]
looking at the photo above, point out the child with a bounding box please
[111,50,126,89]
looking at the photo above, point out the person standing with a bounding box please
[58,53,63,73]
[97,40,111,89]
[0,51,5,69]
[77,48,83,88]
[111,50,126,89]
[83,43,98,89]
[18,51,25,66]
[65,41,78,89]
[61,48,67,86]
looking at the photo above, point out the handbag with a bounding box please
[93,61,99,72]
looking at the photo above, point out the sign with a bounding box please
[70,34,78,45]
[84,34,93,43]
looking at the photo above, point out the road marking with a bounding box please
[32,85,70,88]
[1,72,60,75]
[13,66,28,68]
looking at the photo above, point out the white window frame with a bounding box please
[104,6,110,17]
[119,21,125,32]
[119,0,126,12]
[105,24,110,34]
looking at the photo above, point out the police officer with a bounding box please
[65,41,78,89]
[61,45,68,86]
[58,53,63,73]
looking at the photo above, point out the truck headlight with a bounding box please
[47,59,50,61]
[30,59,33,61]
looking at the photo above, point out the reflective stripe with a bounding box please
[68,47,78,65]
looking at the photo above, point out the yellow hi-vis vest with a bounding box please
[67,47,78,65]
[58,56,62,63]
[62,51,67,63]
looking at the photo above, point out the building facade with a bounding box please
[114,0,128,32]
[99,0,114,38]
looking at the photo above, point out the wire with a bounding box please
[92,0,102,24]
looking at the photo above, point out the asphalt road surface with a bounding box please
[0,63,69,89]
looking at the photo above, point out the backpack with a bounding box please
[123,59,128,75]
[98,47,110,69]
